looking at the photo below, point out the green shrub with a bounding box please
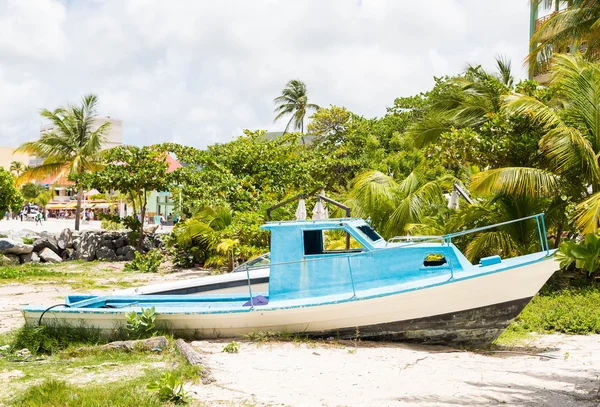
[147,372,190,404]
[124,249,163,273]
[101,219,122,231]
[10,324,104,355]
[126,307,157,339]
[21,237,35,244]
[222,341,240,353]
[511,286,600,334]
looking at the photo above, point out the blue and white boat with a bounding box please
[22,214,558,346]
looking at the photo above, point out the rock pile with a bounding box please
[0,229,164,264]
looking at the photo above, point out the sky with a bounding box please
[0,0,531,149]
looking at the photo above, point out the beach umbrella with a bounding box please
[312,200,328,220]
[84,189,100,197]
[295,199,307,220]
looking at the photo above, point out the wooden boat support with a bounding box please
[23,214,559,347]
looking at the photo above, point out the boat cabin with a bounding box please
[262,218,471,302]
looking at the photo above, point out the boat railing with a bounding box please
[442,213,550,256]
[387,213,550,255]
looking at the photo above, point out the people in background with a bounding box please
[35,211,43,226]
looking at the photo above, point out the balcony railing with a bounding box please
[534,8,568,33]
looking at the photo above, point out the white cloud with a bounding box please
[0,0,530,148]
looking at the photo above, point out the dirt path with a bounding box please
[189,336,600,407]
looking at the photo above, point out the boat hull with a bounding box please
[23,256,558,347]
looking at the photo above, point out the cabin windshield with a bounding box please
[356,224,383,242]
[303,229,364,255]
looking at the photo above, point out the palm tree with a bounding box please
[176,206,234,268]
[273,79,320,144]
[15,94,110,231]
[9,161,24,177]
[528,0,600,77]
[446,195,554,262]
[472,54,600,234]
[346,170,453,238]
[408,56,514,147]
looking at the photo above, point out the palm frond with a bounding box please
[471,167,560,198]
[465,230,522,262]
[575,191,600,233]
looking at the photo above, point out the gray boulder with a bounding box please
[57,228,73,250]
[33,235,60,255]
[103,231,121,240]
[74,231,100,261]
[113,237,126,249]
[99,239,116,251]
[39,247,62,263]
[0,238,34,255]
[9,229,40,242]
[20,252,39,263]
[61,248,75,261]
[141,237,154,252]
[96,247,117,261]
[117,245,137,261]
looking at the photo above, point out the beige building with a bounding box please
[0,147,32,172]
[1,117,123,171]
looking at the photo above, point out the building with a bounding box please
[529,0,576,84]
[0,147,31,172]
[136,154,183,222]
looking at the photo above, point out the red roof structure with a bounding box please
[166,154,182,173]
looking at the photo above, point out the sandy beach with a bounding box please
[188,336,600,406]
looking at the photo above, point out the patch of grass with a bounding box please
[11,378,162,407]
[510,286,600,335]
[0,264,63,280]
[1,330,203,406]
[21,237,35,245]
[493,325,532,347]
[243,329,312,344]
[8,359,200,407]
[9,323,127,356]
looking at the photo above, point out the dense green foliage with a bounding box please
[150,54,600,270]
[80,145,172,249]
[0,169,22,215]
[124,250,163,273]
[20,183,45,201]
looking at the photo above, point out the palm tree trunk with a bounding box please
[301,120,305,145]
[554,218,565,249]
[74,186,83,231]
[137,190,146,251]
